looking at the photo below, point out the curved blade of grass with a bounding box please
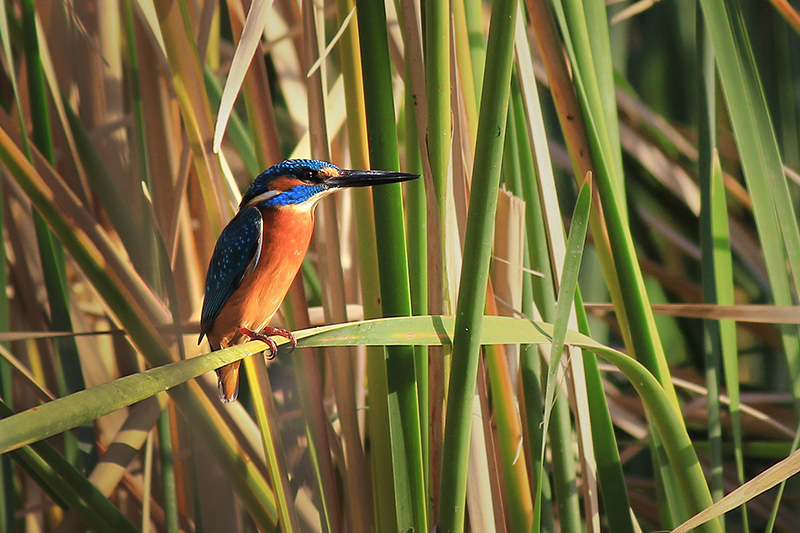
[535,175,592,530]
[0,401,138,533]
[0,341,271,454]
[212,0,274,153]
[0,313,716,530]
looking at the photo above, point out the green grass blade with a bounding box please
[156,409,179,533]
[697,10,725,507]
[0,341,270,454]
[535,177,591,530]
[20,0,94,472]
[0,401,138,533]
[699,0,800,406]
[0,6,13,524]
[243,355,300,533]
[0,314,719,532]
[437,0,518,529]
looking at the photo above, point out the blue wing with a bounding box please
[199,206,263,344]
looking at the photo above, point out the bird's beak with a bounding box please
[324,169,420,188]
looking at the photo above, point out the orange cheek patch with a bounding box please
[269,177,303,192]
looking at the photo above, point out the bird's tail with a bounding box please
[216,361,241,403]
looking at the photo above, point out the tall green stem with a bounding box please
[437,0,518,530]
[355,0,426,530]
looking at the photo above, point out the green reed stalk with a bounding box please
[437,0,518,529]
[334,0,399,529]
[355,0,426,530]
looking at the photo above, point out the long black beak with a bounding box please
[324,168,420,188]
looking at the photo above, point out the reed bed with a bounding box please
[0,0,799,532]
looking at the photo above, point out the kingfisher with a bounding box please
[199,159,419,402]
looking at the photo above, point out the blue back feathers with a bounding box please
[199,206,263,344]
[240,159,341,208]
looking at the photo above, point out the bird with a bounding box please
[198,159,419,402]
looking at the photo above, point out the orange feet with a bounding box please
[237,326,297,359]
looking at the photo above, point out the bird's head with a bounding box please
[240,159,419,211]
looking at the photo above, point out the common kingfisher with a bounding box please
[199,159,419,402]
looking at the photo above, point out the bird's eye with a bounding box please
[303,170,317,182]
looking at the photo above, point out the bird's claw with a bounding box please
[238,326,296,360]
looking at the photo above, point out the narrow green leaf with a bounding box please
[156,410,179,533]
[0,314,719,531]
[1,401,138,533]
[535,176,591,530]
[21,0,93,471]
[0,341,270,454]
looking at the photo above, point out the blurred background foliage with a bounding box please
[0,0,799,531]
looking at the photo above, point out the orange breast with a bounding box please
[207,207,315,348]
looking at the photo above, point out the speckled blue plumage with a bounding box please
[241,159,340,207]
[199,206,263,345]
[262,184,326,207]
